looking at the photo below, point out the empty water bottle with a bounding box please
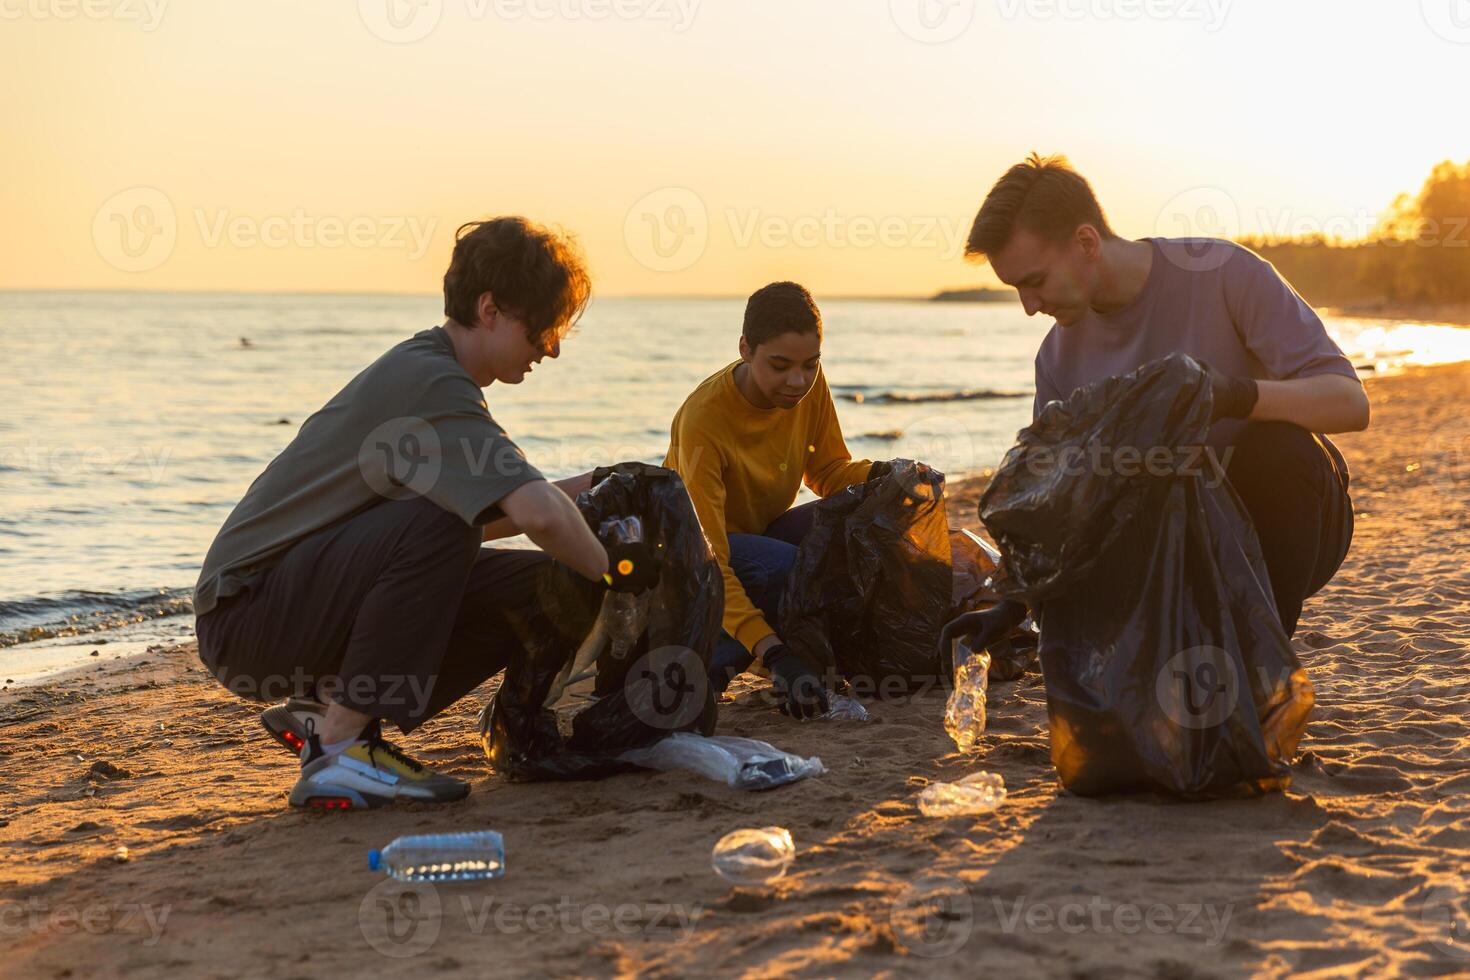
[711,827,795,885]
[917,771,1006,817]
[943,638,991,753]
[367,831,506,882]
[599,516,650,660]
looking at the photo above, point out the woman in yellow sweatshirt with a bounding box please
[663,282,886,718]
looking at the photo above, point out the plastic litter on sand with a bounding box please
[944,641,990,753]
[821,693,870,721]
[711,826,796,885]
[620,733,825,791]
[917,771,1006,817]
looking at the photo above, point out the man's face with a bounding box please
[466,297,565,385]
[740,330,822,409]
[989,227,1099,327]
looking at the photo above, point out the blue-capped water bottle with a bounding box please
[368,831,506,882]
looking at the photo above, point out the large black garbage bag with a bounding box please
[778,459,953,695]
[478,463,722,780]
[980,354,1314,798]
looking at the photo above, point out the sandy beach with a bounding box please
[2,361,1467,978]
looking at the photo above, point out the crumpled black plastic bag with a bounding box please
[778,459,953,695]
[980,354,1314,798]
[478,463,722,781]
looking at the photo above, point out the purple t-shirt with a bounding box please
[1032,238,1359,447]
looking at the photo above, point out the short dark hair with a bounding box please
[965,152,1116,259]
[742,281,822,349]
[443,217,592,345]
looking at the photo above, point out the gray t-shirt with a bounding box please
[194,326,544,615]
[1033,238,1359,447]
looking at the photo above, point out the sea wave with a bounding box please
[0,588,194,648]
[834,387,1029,405]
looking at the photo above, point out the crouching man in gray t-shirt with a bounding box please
[194,218,658,810]
[940,153,1369,656]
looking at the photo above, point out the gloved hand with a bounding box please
[867,459,894,483]
[763,643,830,719]
[603,542,662,594]
[937,599,1029,663]
[1197,359,1259,422]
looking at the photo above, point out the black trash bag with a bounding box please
[980,354,1314,798]
[478,462,722,781]
[778,459,953,696]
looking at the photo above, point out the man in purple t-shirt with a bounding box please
[945,153,1369,644]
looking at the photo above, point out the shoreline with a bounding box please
[3,360,1466,975]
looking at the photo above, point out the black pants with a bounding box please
[196,496,553,734]
[1225,421,1353,637]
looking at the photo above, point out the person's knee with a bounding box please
[1226,422,1321,490]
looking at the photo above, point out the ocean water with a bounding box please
[0,290,1463,651]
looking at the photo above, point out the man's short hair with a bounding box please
[743,281,822,349]
[965,153,1116,259]
[443,217,591,345]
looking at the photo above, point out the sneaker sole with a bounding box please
[287,782,390,811]
[260,704,314,757]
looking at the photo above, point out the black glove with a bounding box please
[763,643,829,719]
[1197,359,1259,422]
[603,542,662,594]
[867,459,894,483]
[937,599,1029,663]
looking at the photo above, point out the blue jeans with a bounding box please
[709,500,821,690]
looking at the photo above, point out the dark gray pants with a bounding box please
[196,496,553,733]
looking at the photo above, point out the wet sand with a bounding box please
[2,361,1467,978]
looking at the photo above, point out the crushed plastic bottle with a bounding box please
[710,827,795,885]
[917,771,1006,817]
[821,692,870,722]
[599,516,651,661]
[620,733,825,791]
[943,638,990,753]
[368,831,506,882]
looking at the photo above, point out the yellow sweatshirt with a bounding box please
[663,360,872,654]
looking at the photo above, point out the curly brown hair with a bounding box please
[443,217,592,345]
[742,281,823,349]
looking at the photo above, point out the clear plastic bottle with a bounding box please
[599,516,650,660]
[367,831,506,882]
[711,827,795,885]
[944,638,991,753]
[918,771,1006,817]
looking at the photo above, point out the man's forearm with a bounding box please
[483,471,596,541]
[519,491,608,583]
[1250,374,1370,434]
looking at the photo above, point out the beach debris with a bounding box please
[943,641,990,753]
[621,733,825,791]
[90,650,99,657]
[711,827,795,885]
[88,760,132,780]
[917,771,1006,817]
[113,846,130,863]
[369,831,505,882]
[821,692,870,722]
